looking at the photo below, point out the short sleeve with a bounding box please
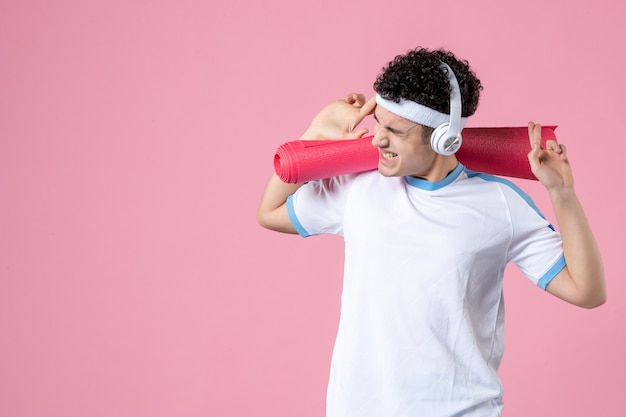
[503,184,566,289]
[287,174,357,237]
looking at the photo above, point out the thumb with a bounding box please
[346,128,369,139]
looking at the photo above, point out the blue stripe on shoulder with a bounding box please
[286,194,310,237]
[465,169,555,231]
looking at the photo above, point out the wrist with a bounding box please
[300,125,326,141]
[548,186,578,206]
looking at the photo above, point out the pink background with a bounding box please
[1,0,624,416]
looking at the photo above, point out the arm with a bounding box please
[256,94,376,233]
[527,122,606,308]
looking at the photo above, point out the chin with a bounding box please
[377,167,400,178]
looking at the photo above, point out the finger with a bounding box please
[346,93,365,107]
[528,121,542,150]
[545,141,568,160]
[360,95,377,116]
[545,139,561,153]
[348,127,369,139]
[527,122,542,171]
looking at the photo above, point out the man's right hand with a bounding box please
[300,93,376,141]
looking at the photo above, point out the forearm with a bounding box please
[256,173,303,233]
[256,128,325,233]
[550,187,606,306]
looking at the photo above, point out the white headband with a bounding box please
[375,93,468,129]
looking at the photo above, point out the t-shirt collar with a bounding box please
[404,163,465,191]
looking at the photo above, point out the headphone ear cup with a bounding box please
[431,122,462,156]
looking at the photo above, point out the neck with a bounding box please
[411,155,459,182]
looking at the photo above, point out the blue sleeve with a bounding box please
[286,194,310,237]
[537,255,566,290]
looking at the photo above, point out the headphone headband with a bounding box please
[440,63,462,141]
[429,62,464,155]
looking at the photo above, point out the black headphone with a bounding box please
[430,63,463,156]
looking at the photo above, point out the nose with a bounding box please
[371,128,389,149]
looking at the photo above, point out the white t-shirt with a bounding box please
[287,164,565,417]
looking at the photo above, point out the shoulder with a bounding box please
[463,169,534,200]
[463,169,553,231]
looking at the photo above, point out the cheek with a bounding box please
[402,142,433,165]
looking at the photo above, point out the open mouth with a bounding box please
[382,151,398,159]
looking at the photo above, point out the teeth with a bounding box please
[383,152,397,159]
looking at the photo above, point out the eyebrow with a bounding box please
[373,110,412,135]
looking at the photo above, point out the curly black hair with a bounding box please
[373,47,483,119]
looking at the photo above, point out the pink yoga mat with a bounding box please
[274,126,557,183]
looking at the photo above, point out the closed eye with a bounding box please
[373,112,409,136]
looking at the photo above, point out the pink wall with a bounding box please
[1,0,624,416]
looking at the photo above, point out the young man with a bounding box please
[256,47,605,417]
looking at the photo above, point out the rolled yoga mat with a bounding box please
[274,126,557,183]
